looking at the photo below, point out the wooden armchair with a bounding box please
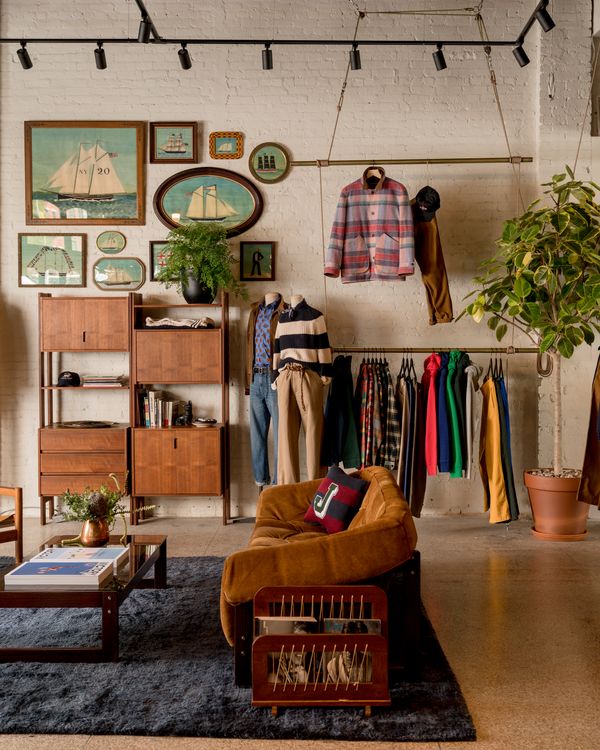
[0,486,23,563]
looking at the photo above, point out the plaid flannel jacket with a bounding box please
[325,168,415,283]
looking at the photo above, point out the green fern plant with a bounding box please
[461,167,600,475]
[155,221,247,299]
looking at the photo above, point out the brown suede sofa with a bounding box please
[220,466,420,685]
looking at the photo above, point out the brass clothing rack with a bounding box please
[332,346,538,354]
[292,156,533,167]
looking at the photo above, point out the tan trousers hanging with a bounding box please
[276,366,324,485]
[577,354,600,507]
[479,378,511,524]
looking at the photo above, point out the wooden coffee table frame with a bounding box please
[0,534,167,663]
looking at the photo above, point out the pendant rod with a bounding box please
[332,346,539,354]
[292,156,533,167]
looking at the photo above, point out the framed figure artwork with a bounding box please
[24,121,146,225]
[92,257,145,291]
[240,241,275,281]
[209,131,243,159]
[248,143,291,184]
[18,233,86,287]
[150,122,198,164]
[153,167,263,236]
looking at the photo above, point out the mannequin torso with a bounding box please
[290,294,304,308]
[264,292,280,305]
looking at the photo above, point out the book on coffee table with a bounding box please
[30,545,129,571]
[4,560,114,590]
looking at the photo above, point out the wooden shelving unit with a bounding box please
[129,292,231,524]
[37,293,131,525]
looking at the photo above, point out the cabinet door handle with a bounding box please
[173,437,177,449]
[82,330,86,343]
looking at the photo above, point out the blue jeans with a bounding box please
[249,372,279,486]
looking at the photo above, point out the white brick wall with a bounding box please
[0,1,595,519]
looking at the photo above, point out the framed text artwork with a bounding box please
[25,121,146,225]
[240,241,276,281]
[248,143,291,184]
[150,122,198,164]
[18,233,86,287]
[96,230,126,254]
[209,131,243,159]
[153,167,263,236]
[92,257,145,291]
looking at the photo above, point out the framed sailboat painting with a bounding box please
[92,257,145,291]
[153,166,263,236]
[25,121,146,225]
[150,122,198,164]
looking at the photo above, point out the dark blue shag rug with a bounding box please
[0,555,475,741]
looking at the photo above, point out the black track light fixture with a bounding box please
[138,15,152,44]
[178,43,192,70]
[262,43,273,70]
[94,42,107,70]
[349,43,361,71]
[432,43,447,71]
[512,43,530,67]
[17,41,32,70]
[535,5,555,33]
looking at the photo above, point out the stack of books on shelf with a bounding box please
[3,545,129,590]
[138,388,186,428]
[81,374,128,387]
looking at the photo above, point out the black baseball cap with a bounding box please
[57,371,80,387]
[415,186,440,220]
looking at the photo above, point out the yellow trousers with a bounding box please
[479,379,511,524]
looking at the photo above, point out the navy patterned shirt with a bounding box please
[254,298,279,367]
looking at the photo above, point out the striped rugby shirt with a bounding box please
[272,300,333,382]
[325,167,415,283]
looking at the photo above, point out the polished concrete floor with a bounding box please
[1,511,600,749]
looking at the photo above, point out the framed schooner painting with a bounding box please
[18,233,86,287]
[92,257,145,291]
[25,121,146,225]
[152,166,263,236]
[150,122,198,164]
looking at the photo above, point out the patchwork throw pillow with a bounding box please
[304,466,369,534]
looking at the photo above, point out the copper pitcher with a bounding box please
[80,519,110,547]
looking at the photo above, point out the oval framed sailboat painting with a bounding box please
[25,121,146,225]
[92,257,145,291]
[153,167,263,236]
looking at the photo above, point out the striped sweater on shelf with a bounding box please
[272,300,333,382]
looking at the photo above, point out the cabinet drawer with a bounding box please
[135,330,222,383]
[40,452,127,475]
[40,473,127,496]
[133,427,222,495]
[40,427,127,452]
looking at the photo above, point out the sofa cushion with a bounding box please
[304,466,369,533]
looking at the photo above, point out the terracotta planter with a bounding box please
[80,519,110,547]
[524,470,588,541]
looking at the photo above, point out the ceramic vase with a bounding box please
[182,274,215,304]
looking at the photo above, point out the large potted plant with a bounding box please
[463,167,600,539]
[155,221,247,303]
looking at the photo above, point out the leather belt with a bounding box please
[253,366,270,374]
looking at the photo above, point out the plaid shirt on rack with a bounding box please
[381,366,401,470]
[324,168,415,283]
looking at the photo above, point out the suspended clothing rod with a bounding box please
[292,156,533,167]
[332,346,539,354]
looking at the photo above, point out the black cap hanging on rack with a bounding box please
[414,186,440,221]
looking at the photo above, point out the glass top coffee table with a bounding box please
[0,534,167,662]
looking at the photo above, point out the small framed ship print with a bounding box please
[248,143,291,184]
[92,256,145,291]
[209,131,243,159]
[24,121,146,225]
[18,233,86,288]
[96,230,126,254]
[150,122,198,164]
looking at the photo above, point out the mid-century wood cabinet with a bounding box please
[129,292,231,523]
[38,293,131,524]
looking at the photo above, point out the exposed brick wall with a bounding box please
[0,1,594,519]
